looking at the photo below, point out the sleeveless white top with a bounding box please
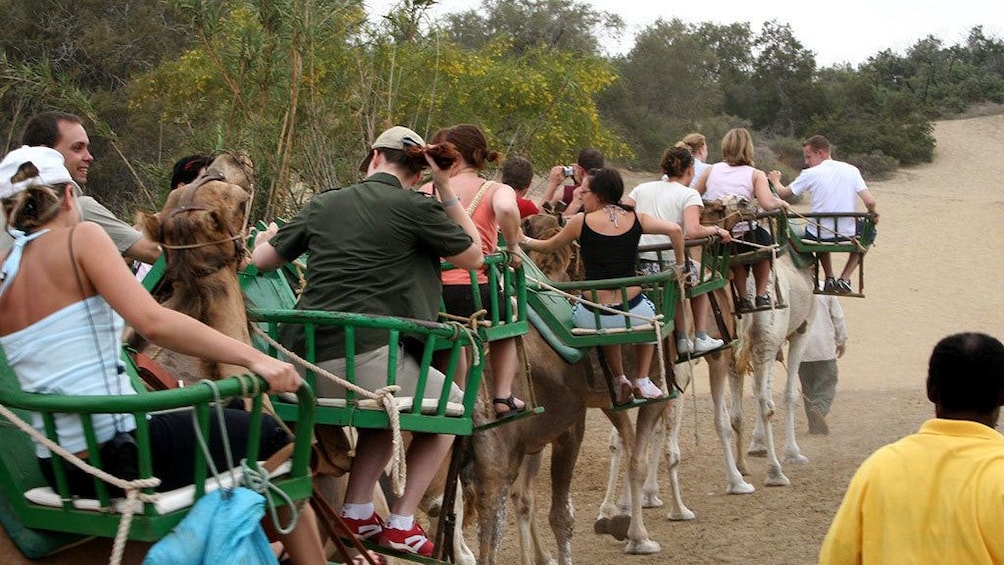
[1,296,136,457]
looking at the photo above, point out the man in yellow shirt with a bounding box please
[819,332,1004,564]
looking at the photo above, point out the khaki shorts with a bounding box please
[310,344,464,404]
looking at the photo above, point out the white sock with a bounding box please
[696,331,709,340]
[387,513,415,530]
[341,502,375,520]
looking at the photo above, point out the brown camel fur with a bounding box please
[131,153,254,383]
[458,214,672,564]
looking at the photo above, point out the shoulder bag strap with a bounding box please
[465,179,495,216]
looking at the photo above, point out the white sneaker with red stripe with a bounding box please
[379,520,434,557]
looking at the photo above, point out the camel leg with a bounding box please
[447,480,476,565]
[594,424,630,541]
[782,335,810,465]
[594,410,634,541]
[474,434,518,565]
[752,359,790,487]
[550,418,585,565]
[511,451,556,565]
[663,397,695,520]
[642,406,666,509]
[623,404,661,555]
[708,355,754,494]
[726,363,750,473]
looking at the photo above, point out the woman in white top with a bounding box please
[693,128,789,310]
[0,146,326,564]
[677,132,710,188]
[625,146,732,354]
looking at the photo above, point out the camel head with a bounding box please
[701,195,758,232]
[205,151,255,194]
[143,168,251,285]
[521,213,580,282]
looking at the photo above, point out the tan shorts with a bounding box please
[310,344,463,404]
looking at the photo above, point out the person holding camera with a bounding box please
[252,126,482,557]
[540,148,604,216]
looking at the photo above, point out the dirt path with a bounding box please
[3,115,1001,565]
[500,114,1004,564]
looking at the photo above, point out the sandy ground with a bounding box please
[3,114,1003,564]
[492,113,1004,564]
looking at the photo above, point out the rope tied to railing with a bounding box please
[241,459,298,534]
[249,327,410,497]
[0,402,161,565]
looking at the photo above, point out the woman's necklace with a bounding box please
[604,204,620,227]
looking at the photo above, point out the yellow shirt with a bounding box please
[820,419,1004,564]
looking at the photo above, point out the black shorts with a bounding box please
[38,406,290,497]
[730,226,774,255]
[442,283,505,320]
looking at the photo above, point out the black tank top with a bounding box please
[579,210,642,280]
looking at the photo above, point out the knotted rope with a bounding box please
[249,327,410,497]
[0,403,160,565]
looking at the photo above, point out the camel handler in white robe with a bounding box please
[799,293,847,435]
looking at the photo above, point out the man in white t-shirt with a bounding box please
[770,135,879,294]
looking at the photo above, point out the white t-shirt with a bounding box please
[789,159,867,238]
[628,180,702,261]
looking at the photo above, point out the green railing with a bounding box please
[637,234,731,298]
[523,255,680,349]
[440,251,529,343]
[0,349,315,542]
[249,308,485,436]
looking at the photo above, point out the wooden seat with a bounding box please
[522,253,679,410]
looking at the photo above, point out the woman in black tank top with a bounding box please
[521,168,686,403]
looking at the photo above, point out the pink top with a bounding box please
[703,163,756,202]
[441,180,500,285]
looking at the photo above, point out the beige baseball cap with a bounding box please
[358,126,426,172]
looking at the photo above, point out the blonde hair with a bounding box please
[2,162,67,232]
[677,133,707,154]
[720,128,755,167]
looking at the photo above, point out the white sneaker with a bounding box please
[677,338,694,354]
[693,335,725,353]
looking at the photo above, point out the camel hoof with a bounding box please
[624,539,661,555]
[747,447,768,458]
[737,461,752,476]
[726,480,756,495]
[784,452,809,465]
[593,517,610,536]
[765,467,790,487]
[642,493,664,508]
[594,514,630,541]
[607,514,631,541]
[667,506,695,521]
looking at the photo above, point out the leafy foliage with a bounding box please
[0,0,1002,222]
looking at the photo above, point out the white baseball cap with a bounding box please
[0,146,79,199]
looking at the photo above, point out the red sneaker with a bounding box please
[378,520,434,557]
[341,512,384,541]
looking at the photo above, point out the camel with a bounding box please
[600,200,819,521]
[457,213,679,565]
[129,152,255,384]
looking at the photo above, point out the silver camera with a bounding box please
[562,165,575,178]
